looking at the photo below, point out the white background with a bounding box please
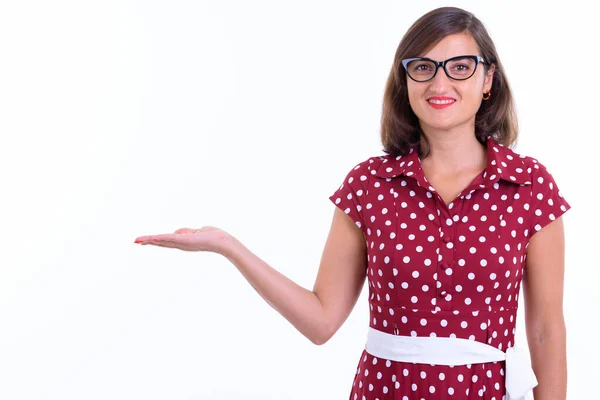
[0,1,597,399]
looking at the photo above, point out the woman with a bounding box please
[135,7,570,400]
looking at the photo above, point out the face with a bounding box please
[405,32,495,135]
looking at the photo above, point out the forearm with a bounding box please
[527,323,567,400]
[219,235,328,344]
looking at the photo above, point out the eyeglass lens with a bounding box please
[406,57,477,81]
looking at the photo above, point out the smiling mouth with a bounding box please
[428,99,456,104]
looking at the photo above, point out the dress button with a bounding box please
[441,262,448,270]
[440,290,448,297]
[443,236,452,243]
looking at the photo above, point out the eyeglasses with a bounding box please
[401,55,487,82]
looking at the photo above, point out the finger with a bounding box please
[150,235,198,246]
[148,242,172,248]
[149,234,180,241]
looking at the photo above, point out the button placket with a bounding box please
[436,200,460,310]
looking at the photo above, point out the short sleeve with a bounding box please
[527,160,571,239]
[328,160,371,235]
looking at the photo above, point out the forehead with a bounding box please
[421,33,480,60]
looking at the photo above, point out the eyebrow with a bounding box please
[417,54,477,60]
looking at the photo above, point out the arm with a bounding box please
[522,216,567,400]
[220,207,368,345]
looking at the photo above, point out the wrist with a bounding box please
[216,232,243,260]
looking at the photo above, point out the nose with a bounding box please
[430,66,450,83]
[429,65,452,90]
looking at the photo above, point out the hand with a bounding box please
[134,226,232,254]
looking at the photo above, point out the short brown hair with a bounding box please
[381,6,518,158]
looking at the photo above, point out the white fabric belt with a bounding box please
[365,327,538,400]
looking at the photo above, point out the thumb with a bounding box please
[173,228,197,234]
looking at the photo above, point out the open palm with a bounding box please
[134,226,231,254]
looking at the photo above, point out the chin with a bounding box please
[421,119,457,132]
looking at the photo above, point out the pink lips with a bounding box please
[427,96,456,109]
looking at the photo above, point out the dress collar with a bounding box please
[373,136,532,186]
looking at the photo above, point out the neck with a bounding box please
[419,130,487,173]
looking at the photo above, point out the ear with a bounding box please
[484,63,495,92]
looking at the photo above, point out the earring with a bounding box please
[483,91,491,101]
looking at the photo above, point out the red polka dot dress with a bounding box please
[329,136,571,400]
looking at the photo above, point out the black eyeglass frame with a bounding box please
[401,55,487,82]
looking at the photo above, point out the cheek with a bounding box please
[461,88,484,108]
[463,78,485,101]
[406,82,422,103]
[455,80,483,107]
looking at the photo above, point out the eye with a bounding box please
[415,63,433,71]
[452,64,470,71]
[446,57,477,74]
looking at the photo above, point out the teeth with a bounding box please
[429,99,455,104]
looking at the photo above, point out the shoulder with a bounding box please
[523,155,568,212]
[499,144,558,186]
[337,155,389,182]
